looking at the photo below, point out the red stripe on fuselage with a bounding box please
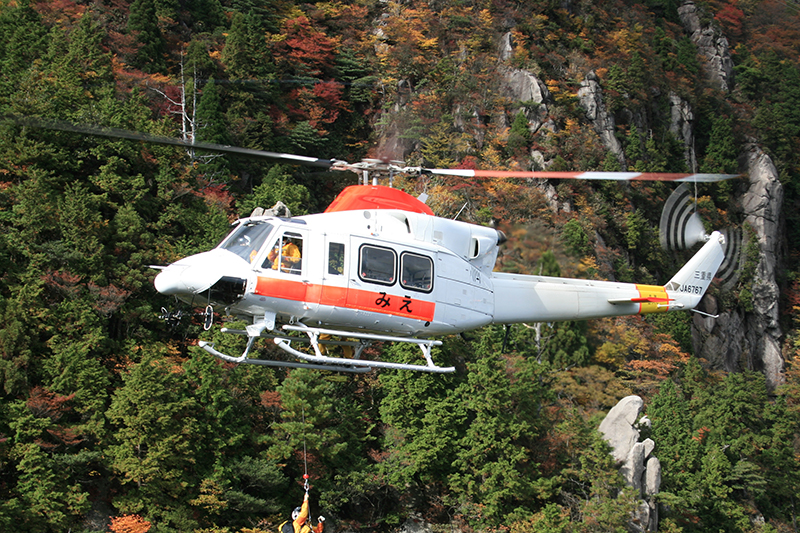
[254,277,435,322]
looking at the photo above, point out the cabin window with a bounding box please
[221,221,274,263]
[262,232,304,274]
[328,242,345,275]
[359,245,396,285]
[400,252,433,292]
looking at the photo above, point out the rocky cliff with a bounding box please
[693,146,785,388]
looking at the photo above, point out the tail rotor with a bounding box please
[659,183,744,290]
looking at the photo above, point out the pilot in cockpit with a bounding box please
[266,237,302,273]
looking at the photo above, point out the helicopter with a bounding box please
[9,115,737,374]
[152,170,733,374]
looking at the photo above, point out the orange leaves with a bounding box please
[606,25,645,57]
[590,315,690,394]
[691,426,710,443]
[109,514,151,533]
[373,3,441,82]
[32,0,86,26]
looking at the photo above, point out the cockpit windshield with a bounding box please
[220,221,275,263]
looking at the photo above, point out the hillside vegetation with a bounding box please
[1,0,800,532]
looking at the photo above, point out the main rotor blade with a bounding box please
[5,114,338,169]
[422,169,742,182]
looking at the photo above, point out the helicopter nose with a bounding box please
[154,249,251,297]
[154,263,205,296]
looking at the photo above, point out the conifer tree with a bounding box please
[379,342,467,490]
[701,115,738,174]
[0,0,48,101]
[448,330,550,526]
[127,0,167,73]
[106,347,202,530]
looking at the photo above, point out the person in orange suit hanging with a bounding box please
[279,491,324,533]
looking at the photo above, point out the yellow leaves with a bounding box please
[608,24,644,56]
[553,365,632,411]
[313,1,347,18]
[479,143,505,171]
[530,13,549,32]
[545,32,561,43]
[592,316,651,369]
[189,479,228,515]
[595,340,627,368]
[563,117,579,133]
[577,255,600,279]
[418,36,439,50]
[477,8,494,28]
[426,183,462,218]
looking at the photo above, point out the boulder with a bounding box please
[498,67,551,133]
[600,396,660,531]
[598,395,644,463]
[621,442,646,495]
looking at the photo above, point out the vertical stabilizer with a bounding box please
[664,231,726,310]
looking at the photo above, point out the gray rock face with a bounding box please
[644,457,661,496]
[577,71,625,168]
[250,201,291,218]
[692,145,785,389]
[678,1,735,92]
[498,67,551,134]
[622,442,646,494]
[668,93,697,171]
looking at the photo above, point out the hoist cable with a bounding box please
[302,406,309,493]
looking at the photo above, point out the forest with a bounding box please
[1,0,799,531]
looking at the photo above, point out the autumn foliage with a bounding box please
[110,514,151,533]
[1,0,800,532]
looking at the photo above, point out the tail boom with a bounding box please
[489,231,726,325]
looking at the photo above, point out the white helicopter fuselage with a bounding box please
[155,192,726,341]
[153,184,726,372]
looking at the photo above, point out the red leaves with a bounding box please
[26,386,76,421]
[26,387,84,448]
[287,81,347,130]
[42,270,131,316]
[714,4,745,38]
[279,16,336,77]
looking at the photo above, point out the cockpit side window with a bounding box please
[262,232,304,275]
[328,242,345,275]
[221,222,274,263]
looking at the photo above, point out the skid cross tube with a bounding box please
[277,324,455,373]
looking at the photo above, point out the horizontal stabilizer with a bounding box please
[608,296,673,305]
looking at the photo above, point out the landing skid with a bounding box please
[198,322,455,374]
[198,339,371,373]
